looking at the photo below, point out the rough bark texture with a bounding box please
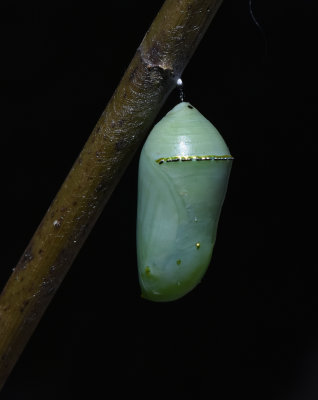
[0,0,224,390]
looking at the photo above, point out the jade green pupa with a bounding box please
[137,102,233,302]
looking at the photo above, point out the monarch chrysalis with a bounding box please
[136,102,233,302]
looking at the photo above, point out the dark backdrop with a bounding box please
[1,1,317,399]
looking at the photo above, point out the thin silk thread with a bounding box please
[249,0,268,57]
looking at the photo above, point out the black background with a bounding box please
[0,0,317,399]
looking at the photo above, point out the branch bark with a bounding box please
[0,0,224,390]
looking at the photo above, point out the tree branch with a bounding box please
[0,0,224,390]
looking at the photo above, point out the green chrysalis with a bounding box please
[136,102,233,302]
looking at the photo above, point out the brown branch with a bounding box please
[0,0,224,390]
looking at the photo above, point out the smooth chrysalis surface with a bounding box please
[137,102,233,302]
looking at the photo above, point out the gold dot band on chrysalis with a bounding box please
[156,155,234,164]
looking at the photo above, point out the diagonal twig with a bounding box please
[0,0,224,390]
